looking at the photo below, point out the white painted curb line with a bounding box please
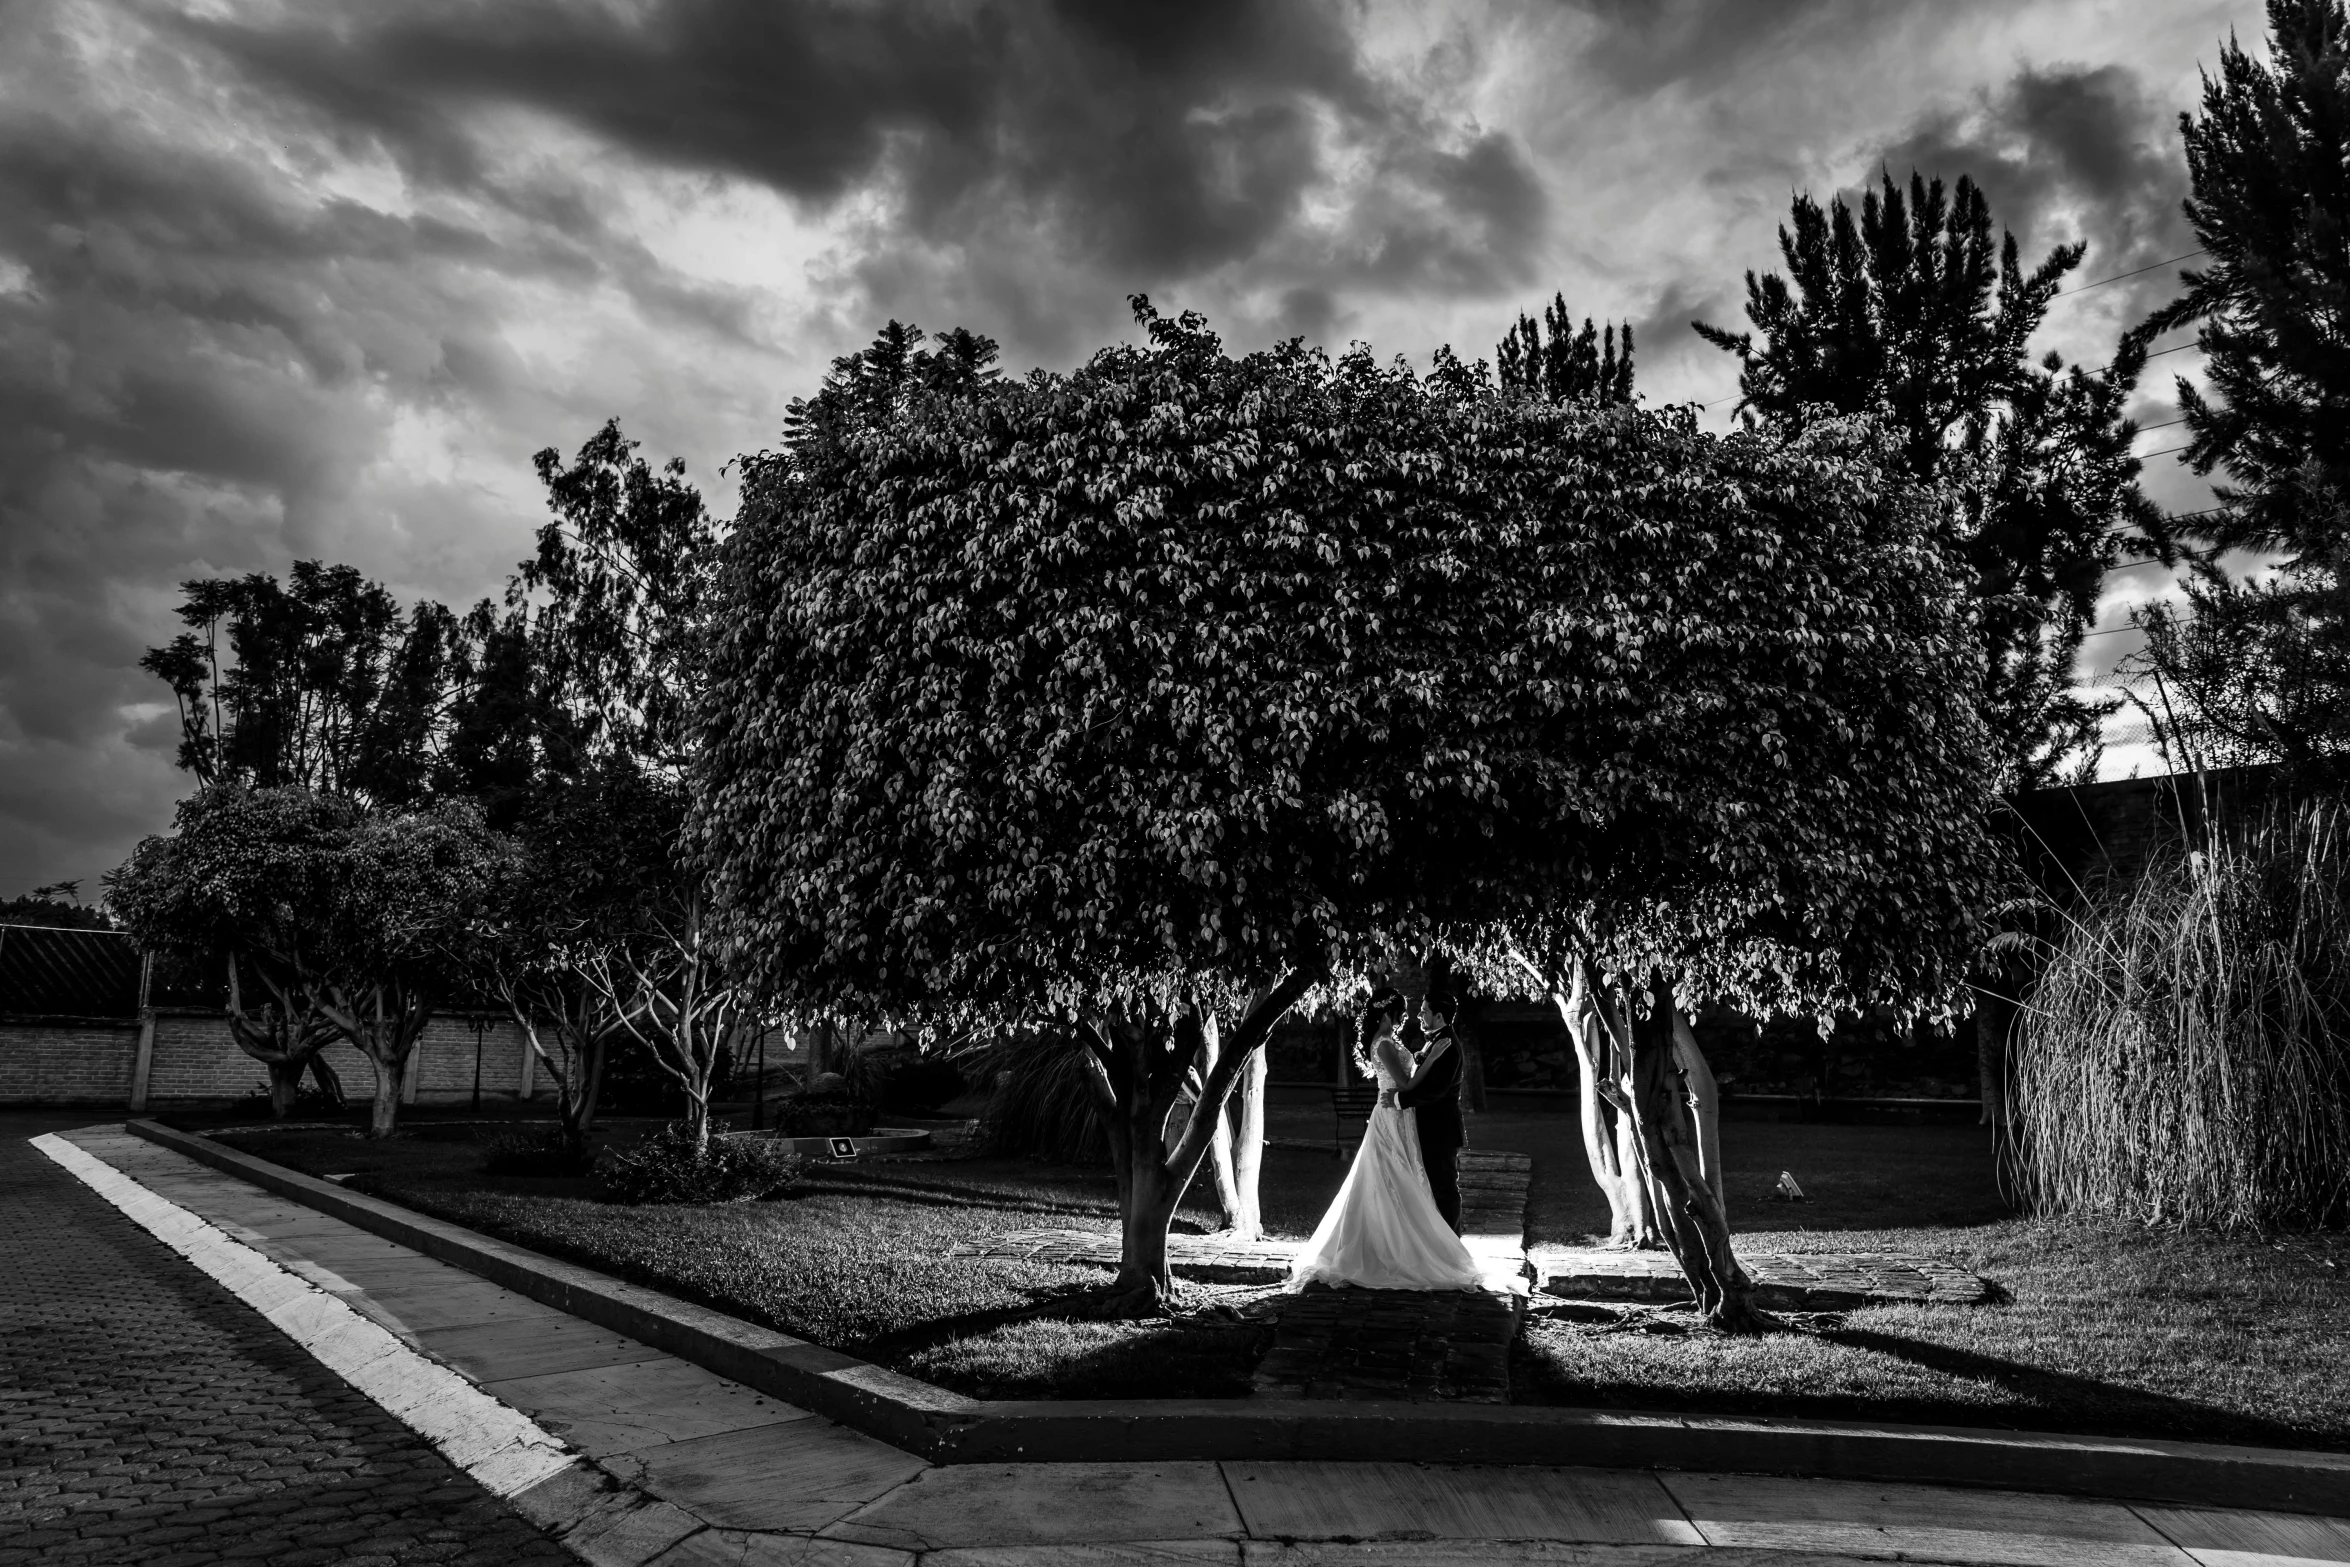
[31,1132,580,1502]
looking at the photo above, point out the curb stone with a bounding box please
[127,1118,2350,1516]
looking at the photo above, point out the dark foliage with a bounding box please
[595,1122,803,1204]
[2132,0,2350,782]
[972,1031,1110,1165]
[1696,170,2156,788]
[878,1055,967,1114]
[480,1126,594,1177]
[0,894,113,930]
[1496,293,1634,404]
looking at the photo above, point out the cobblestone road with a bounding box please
[0,1114,573,1567]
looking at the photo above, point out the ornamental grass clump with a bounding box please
[597,1123,805,1205]
[2011,797,2350,1231]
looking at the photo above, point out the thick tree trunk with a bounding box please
[1114,1162,1179,1307]
[1228,1044,1267,1239]
[1670,1010,1726,1212]
[1555,977,1658,1248]
[1615,968,1768,1333]
[322,985,433,1140]
[266,1057,306,1119]
[307,1052,345,1107]
[1081,973,1313,1313]
[367,1053,406,1138]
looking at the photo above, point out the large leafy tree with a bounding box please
[700,301,2003,1317]
[2133,0,2350,780]
[1697,171,2157,789]
[1442,411,2004,1330]
[110,788,510,1132]
[702,304,1518,1308]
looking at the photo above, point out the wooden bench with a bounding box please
[1329,1084,1382,1156]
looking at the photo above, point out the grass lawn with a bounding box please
[200,1098,2350,1446]
[1461,1105,2350,1453]
[210,1119,1279,1400]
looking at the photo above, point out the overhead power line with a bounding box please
[2054,249,2208,297]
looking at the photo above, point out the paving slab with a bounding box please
[561,1491,709,1566]
[923,1545,1244,1566]
[488,1356,815,1458]
[1223,1461,1699,1545]
[2132,1505,2350,1567]
[309,1263,564,1332]
[1238,1546,1884,1566]
[820,1462,1243,1551]
[609,1416,930,1533]
[651,1529,918,1565]
[421,1310,672,1382]
[1663,1473,2197,1567]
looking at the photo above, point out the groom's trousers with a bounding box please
[1422,1138,1463,1233]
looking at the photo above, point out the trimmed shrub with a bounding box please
[596,1123,804,1205]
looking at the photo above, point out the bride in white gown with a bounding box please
[1287,987,1485,1292]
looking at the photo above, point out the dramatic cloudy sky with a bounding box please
[0,0,2261,895]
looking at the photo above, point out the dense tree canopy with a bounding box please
[697,301,2003,1306]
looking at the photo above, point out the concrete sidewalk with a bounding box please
[37,1123,2350,1567]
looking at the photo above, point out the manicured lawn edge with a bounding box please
[128,1118,2350,1513]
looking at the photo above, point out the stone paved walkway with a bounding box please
[0,1112,574,1567]
[25,1121,2350,1566]
[1533,1245,1997,1309]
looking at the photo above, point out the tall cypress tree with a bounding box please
[1497,294,1635,404]
[1697,171,2157,788]
[2131,0,2350,779]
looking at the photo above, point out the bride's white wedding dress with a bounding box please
[1287,1041,1484,1292]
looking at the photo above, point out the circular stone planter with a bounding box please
[735,1127,933,1159]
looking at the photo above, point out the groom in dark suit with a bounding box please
[1396,985,1467,1234]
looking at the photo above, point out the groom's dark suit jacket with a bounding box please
[1396,1035,1466,1232]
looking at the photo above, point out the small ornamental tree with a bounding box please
[1447,412,2006,1331]
[109,787,512,1136]
[700,306,1517,1310]
[110,788,353,1118]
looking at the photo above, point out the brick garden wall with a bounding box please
[0,1023,138,1105]
[0,1011,537,1107]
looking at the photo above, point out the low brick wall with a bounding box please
[0,1011,538,1108]
[0,1022,139,1105]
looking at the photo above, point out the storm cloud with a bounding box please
[0,0,2262,891]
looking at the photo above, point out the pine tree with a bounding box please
[1697,171,2156,788]
[1496,294,1635,404]
[2130,0,2350,781]
[2140,0,2350,568]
